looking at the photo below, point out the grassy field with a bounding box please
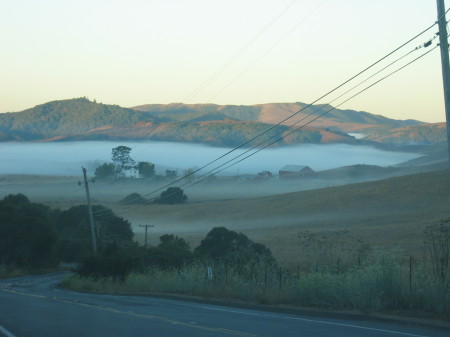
[1,169,449,268]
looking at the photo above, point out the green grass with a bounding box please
[0,265,30,279]
[62,251,450,321]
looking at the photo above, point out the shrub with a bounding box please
[76,243,142,282]
[120,193,147,205]
[154,187,187,204]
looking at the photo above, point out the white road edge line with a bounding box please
[135,298,430,337]
[0,324,18,337]
[197,306,430,337]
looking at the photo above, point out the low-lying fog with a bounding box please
[0,141,421,176]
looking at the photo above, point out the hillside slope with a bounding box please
[364,122,447,144]
[0,98,153,141]
[132,102,422,132]
[1,98,436,145]
[0,99,355,146]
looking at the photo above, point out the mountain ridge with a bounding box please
[0,98,441,146]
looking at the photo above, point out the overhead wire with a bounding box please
[115,0,301,163]
[207,0,328,102]
[188,45,440,184]
[93,13,444,216]
[182,0,299,104]
[112,42,440,210]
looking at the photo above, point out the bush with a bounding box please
[94,163,116,179]
[76,243,142,282]
[154,187,187,204]
[145,234,193,269]
[120,193,147,205]
[194,227,276,268]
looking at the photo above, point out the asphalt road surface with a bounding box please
[0,273,448,337]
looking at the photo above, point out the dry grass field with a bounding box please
[1,170,449,268]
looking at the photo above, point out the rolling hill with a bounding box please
[0,98,441,146]
[0,98,155,141]
[363,122,447,144]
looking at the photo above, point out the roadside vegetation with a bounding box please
[62,220,450,321]
[1,188,449,321]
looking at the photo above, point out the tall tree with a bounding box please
[56,205,134,262]
[111,146,134,176]
[0,194,58,268]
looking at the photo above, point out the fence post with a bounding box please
[264,266,267,288]
[278,267,282,291]
[409,256,413,294]
[225,264,228,285]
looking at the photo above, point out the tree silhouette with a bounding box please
[111,145,134,176]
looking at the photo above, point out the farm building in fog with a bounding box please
[279,165,316,179]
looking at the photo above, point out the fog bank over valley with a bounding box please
[0,141,421,176]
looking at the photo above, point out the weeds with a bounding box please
[62,251,450,320]
[62,224,450,321]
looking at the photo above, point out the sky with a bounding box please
[0,0,447,122]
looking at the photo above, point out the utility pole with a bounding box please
[139,224,154,246]
[82,167,97,255]
[436,0,450,167]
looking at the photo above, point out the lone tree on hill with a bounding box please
[112,145,134,176]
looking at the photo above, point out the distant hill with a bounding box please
[55,119,357,147]
[131,103,261,122]
[0,98,435,146]
[132,102,422,132]
[132,102,428,145]
[0,98,154,141]
[363,122,447,145]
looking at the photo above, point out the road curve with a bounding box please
[0,273,448,337]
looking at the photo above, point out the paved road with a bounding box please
[0,273,448,337]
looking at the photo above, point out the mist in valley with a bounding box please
[0,140,421,176]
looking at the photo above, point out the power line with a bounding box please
[94,15,442,216]
[120,20,438,200]
[183,45,440,186]
[114,43,438,209]
[182,0,299,104]
[208,0,328,102]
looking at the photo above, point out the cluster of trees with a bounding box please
[0,193,273,281]
[77,227,276,281]
[0,194,134,270]
[0,97,151,141]
[95,146,155,179]
[0,194,58,269]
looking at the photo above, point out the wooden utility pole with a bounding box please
[139,224,154,246]
[436,0,450,167]
[82,167,97,255]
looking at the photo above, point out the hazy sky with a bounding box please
[0,0,446,122]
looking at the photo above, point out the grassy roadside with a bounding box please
[0,265,63,279]
[61,252,450,322]
[0,265,30,279]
